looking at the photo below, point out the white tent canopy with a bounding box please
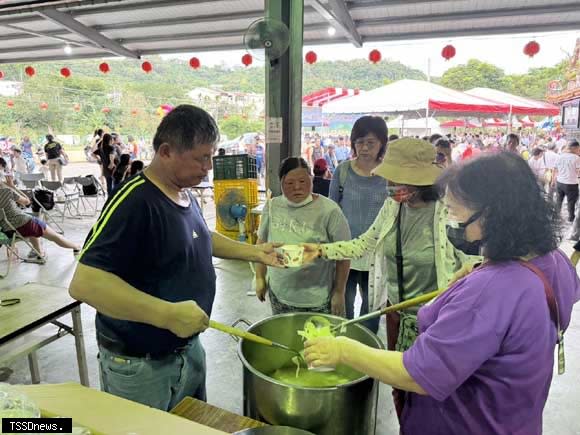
[387,116,441,136]
[322,79,509,118]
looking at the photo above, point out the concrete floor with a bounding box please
[1,162,580,434]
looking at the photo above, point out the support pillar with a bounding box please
[264,0,304,196]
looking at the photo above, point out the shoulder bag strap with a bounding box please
[518,260,565,374]
[337,161,350,205]
[396,204,405,303]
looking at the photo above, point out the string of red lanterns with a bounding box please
[305,50,317,65]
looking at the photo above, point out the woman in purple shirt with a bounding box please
[305,152,580,434]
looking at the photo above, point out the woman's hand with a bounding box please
[253,242,285,268]
[301,243,322,264]
[331,291,345,317]
[256,277,268,302]
[304,336,353,368]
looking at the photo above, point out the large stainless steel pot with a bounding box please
[237,313,383,435]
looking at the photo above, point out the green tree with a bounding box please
[439,59,507,91]
[219,115,264,139]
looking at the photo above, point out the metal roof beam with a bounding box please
[0,0,125,16]
[359,21,580,42]
[38,8,139,58]
[0,22,97,48]
[0,23,331,53]
[356,2,580,26]
[308,0,362,47]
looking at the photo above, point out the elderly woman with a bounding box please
[305,152,579,434]
[303,138,479,418]
[255,157,350,315]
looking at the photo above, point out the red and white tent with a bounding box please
[440,119,481,128]
[302,87,361,107]
[483,118,509,127]
[465,88,559,116]
[322,79,509,118]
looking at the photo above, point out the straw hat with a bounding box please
[372,138,441,186]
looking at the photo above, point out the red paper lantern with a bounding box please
[0,71,4,79]
[7,100,14,108]
[305,50,317,65]
[441,44,456,61]
[241,54,253,67]
[141,61,152,73]
[60,67,71,78]
[524,41,540,58]
[99,62,110,73]
[368,49,381,64]
[102,107,111,114]
[131,109,138,116]
[25,66,35,77]
[73,103,81,112]
[189,57,201,69]
[40,102,48,110]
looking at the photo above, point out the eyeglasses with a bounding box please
[354,139,380,148]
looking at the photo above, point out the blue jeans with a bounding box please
[98,336,206,411]
[345,270,379,333]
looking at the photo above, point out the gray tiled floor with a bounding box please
[1,163,580,434]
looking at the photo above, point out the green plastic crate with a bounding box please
[213,154,257,180]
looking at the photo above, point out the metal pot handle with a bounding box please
[229,318,252,342]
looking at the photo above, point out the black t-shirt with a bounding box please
[44,141,62,160]
[79,174,216,355]
[93,144,117,176]
[312,176,330,197]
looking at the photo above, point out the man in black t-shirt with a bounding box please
[69,105,283,411]
[43,134,63,182]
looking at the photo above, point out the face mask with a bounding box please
[387,186,416,203]
[446,211,483,255]
[286,194,313,208]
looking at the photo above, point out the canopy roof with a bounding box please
[322,79,509,118]
[440,119,481,128]
[465,87,560,116]
[302,87,361,107]
[0,0,579,64]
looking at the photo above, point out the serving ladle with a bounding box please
[209,320,305,363]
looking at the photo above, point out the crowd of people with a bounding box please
[62,105,580,435]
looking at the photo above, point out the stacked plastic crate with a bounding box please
[212,154,260,244]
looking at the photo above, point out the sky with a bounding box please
[165,30,580,77]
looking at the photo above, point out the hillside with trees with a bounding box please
[0,56,563,141]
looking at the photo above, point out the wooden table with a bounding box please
[0,282,89,386]
[171,397,266,433]
[15,383,227,435]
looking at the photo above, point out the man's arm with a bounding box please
[69,263,208,337]
[211,231,282,266]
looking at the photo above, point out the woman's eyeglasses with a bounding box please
[354,139,380,148]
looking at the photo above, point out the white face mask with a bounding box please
[286,194,313,208]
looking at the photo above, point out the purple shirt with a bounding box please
[402,250,580,435]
